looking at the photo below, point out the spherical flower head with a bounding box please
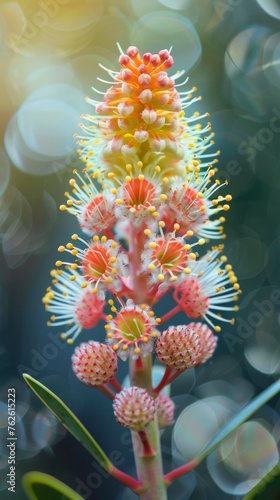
[74,289,105,329]
[190,322,217,365]
[43,268,106,343]
[105,299,160,361]
[72,341,118,386]
[162,182,208,236]
[173,249,240,330]
[156,325,201,371]
[78,192,116,236]
[173,276,209,318]
[155,394,175,429]
[60,171,116,237]
[113,386,155,431]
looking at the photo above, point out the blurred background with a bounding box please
[1,0,280,498]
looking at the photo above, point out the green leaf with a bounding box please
[242,462,280,499]
[23,374,112,472]
[197,378,280,463]
[22,471,83,500]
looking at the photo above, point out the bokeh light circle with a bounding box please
[208,421,279,494]
[256,0,280,20]
[131,12,201,72]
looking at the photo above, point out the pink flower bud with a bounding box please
[155,394,175,429]
[156,325,201,371]
[72,341,118,386]
[113,387,155,431]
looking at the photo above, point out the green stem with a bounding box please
[129,356,167,500]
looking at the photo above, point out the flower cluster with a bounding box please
[44,46,240,433]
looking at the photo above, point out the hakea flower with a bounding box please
[155,394,175,429]
[113,386,155,431]
[42,268,105,344]
[112,170,164,228]
[55,234,128,298]
[76,45,220,184]
[172,248,240,332]
[60,169,116,237]
[192,322,218,365]
[105,298,161,361]
[142,223,200,287]
[72,341,118,386]
[160,169,231,239]
[156,325,202,370]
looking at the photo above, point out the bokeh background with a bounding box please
[1,0,280,499]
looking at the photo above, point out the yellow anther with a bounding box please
[108,172,115,179]
[59,205,67,211]
[173,223,180,231]
[158,274,165,282]
[125,176,132,183]
[71,249,78,256]
[186,230,194,237]
[152,211,159,218]
[148,264,155,271]
[113,344,119,351]
[189,253,196,260]
[71,234,79,240]
[71,264,78,270]
[158,221,165,228]
[225,195,232,202]
[58,246,65,252]
[111,188,117,195]
[101,236,107,243]
[223,204,230,211]
[81,282,88,288]
[144,229,151,236]
[55,261,62,266]
[69,179,76,186]
[214,326,221,332]
[184,268,192,274]
[198,238,205,245]
[149,242,157,249]
[70,275,76,281]
[138,174,145,181]
[155,165,161,173]
[93,235,99,242]
[67,200,74,206]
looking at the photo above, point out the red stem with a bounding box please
[152,366,174,395]
[160,304,181,323]
[110,465,142,491]
[164,458,200,486]
[138,430,156,457]
[108,376,123,393]
[98,384,116,400]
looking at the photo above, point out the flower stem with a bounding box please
[164,458,200,486]
[160,304,181,323]
[129,355,167,499]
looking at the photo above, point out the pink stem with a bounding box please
[138,430,156,457]
[108,376,123,392]
[160,304,181,323]
[152,366,174,395]
[164,458,200,486]
[110,465,142,491]
[153,366,184,395]
[98,384,116,400]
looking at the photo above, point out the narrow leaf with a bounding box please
[242,462,280,499]
[197,378,280,462]
[23,374,112,472]
[22,471,82,500]
[165,379,280,486]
